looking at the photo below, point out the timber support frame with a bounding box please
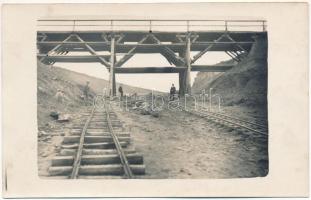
[37,19,266,97]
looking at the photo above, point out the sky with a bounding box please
[56,52,230,92]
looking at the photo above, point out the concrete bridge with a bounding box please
[37,19,267,96]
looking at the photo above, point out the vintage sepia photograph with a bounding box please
[37,18,268,179]
[2,2,309,197]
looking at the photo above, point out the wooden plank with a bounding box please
[59,148,136,156]
[37,55,103,63]
[62,136,131,144]
[192,65,233,72]
[114,65,233,73]
[61,141,128,149]
[51,154,143,166]
[115,67,185,73]
[49,164,145,176]
[37,31,264,44]
[38,41,254,47]
[39,43,253,54]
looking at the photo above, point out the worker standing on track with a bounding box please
[170,84,176,101]
[118,85,124,100]
[103,87,107,97]
[55,89,64,103]
[83,81,90,105]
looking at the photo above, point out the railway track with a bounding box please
[198,105,268,126]
[48,96,145,179]
[174,102,268,135]
[197,105,268,134]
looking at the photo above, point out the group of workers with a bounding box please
[83,82,124,104]
[83,82,177,101]
[55,81,178,105]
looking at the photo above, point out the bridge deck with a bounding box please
[38,42,254,53]
[114,65,233,73]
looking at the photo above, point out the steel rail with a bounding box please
[175,103,267,135]
[197,105,268,129]
[192,109,267,135]
[104,102,133,178]
[70,105,96,179]
[208,111,268,129]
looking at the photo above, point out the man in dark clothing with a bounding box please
[83,81,90,105]
[118,85,124,100]
[170,84,176,101]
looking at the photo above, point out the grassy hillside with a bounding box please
[37,62,153,129]
[192,33,268,108]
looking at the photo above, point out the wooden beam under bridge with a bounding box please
[114,65,233,73]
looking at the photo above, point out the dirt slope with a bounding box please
[192,33,268,108]
[37,62,152,129]
[192,59,236,93]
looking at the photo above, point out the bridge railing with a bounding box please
[37,19,267,32]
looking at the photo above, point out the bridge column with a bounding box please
[178,49,186,97]
[179,71,185,96]
[110,34,116,97]
[178,35,191,97]
[185,34,192,95]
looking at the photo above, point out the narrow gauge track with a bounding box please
[198,105,268,126]
[197,105,268,134]
[48,96,145,179]
[173,101,268,135]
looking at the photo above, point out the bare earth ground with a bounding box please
[38,103,268,179]
[38,107,91,177]
[113,103,268,179]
